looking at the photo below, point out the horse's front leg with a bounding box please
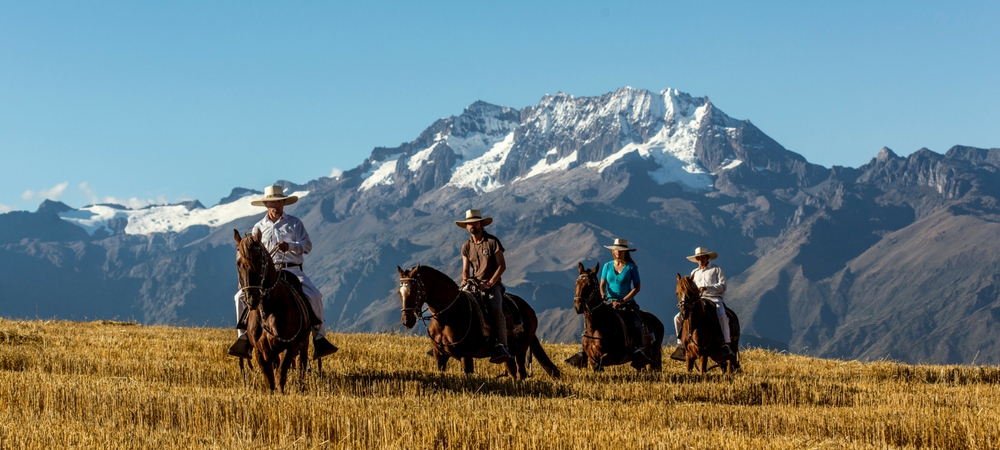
[462,356,474,376]
[277,349,296,394]
[510,342,526,379]
[255,349,276,392]
[433,347,450,372]
[699,355,708,374]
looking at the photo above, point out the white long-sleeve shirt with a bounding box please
[252,213,312,266]
[691,263,726,300]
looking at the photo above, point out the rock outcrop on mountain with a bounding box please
[1,87,998,364]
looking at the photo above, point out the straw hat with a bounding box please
[603,238,636,252]
[686,247,718,262]
[250,185,299,207]
[455,209,493,227]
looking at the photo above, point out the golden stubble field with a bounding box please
[1,319,999,449]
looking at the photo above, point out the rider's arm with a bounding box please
[461,255,472,284]
[702,266,726,296]
[623,265,641,302]
[623,283,640,302]
[287,220,312,255]
[484,249,505,288]
[599,279,609,300]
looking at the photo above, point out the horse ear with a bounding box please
[676,273,682,281]
[233,229,241,244]
[593,263,600,273]
[397,266,404,276]
[577,262,585,273]
[254,228,262,240]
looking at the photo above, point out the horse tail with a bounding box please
[529,336,562,379]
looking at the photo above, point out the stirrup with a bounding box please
[228,337,252,359]
[630,349,651,368]
[312,338,339,359]
[713,343,734,359]
[669,346,686,361]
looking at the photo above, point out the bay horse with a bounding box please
[573,263,664,371]
[234,229,311,392]
[397,265,561,379]
[675,274,740,374]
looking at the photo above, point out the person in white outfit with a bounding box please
[228,185,338,360]
[670,246,734,361]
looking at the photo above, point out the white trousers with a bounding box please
[235,267,325,339]
[673,297,729,344]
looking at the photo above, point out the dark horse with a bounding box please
[573,263,664,371]
[234,229,311,392]
[397,265,561,379]
[675,274,740,374]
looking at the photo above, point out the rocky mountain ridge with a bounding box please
[2,87,998,365]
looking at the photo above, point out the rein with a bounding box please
[238,236,306,343]
[400,274,477,348]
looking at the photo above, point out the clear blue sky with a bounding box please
[2,1,998,212]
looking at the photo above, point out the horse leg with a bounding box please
[277,350,296,394]
[256,351,276,392]
[699,355,708,374]
[685,353,694,372]
[511,342,527,379]
[462,357,474,376]
[434,348,450,372]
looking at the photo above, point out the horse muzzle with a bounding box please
[401,310,417,329]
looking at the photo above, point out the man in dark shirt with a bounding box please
[457,209,513,364]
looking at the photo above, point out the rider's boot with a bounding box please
[312,336,339,359]
[670,336,686,361]
[630,347,651,368]
[490,343,513,364]
[228,335,252,359]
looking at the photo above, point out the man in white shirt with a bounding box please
[670,246,734,360]
[228,185,338,359]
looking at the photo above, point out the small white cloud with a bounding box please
[22,181,69,202]
[101,196,154,209]
[329,167,344,179]
[0,203,14,214]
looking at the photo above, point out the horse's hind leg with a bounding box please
[511,342,527,379]
[462,357,474,376]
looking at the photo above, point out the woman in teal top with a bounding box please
[599,238,650,366]
[599,240,641,305]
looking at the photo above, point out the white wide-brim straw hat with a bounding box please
[455,209,493,227]
[604,238,636,252]
[687,246,718,262]
[250,185,299,207]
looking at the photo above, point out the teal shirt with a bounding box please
[600,261,640,300]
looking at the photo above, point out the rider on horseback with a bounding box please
[600,238,652,368]
[228,185,339,360]
[457,209,513,364]
[671,246,735,361]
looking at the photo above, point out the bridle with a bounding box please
[237,233,305,343]
[399,269,477,348]
[237,236,279,308]
[399,274,428,318]
[677,282,697,321]
[574,272,608,314]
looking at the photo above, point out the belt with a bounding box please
[277,263,302,270]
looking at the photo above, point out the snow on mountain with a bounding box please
[516,149,579,182]
[359,155,402,191]
[59,191,309,236]
[445,131,516,192]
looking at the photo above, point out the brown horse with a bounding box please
[675,274,740,374]
[397,265,561,379]
[234,229,311,392]
[573,263,664,371]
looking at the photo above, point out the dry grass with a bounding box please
[1,318,999,449]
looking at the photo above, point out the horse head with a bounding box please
[234,228,276,309]
[675,273,700,321]
[397,265,426,329]
[574,262,602,314]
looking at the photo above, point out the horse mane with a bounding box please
[412,265,458,290]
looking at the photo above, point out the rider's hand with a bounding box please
[277,242,290,252]
[611,300,621,308]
